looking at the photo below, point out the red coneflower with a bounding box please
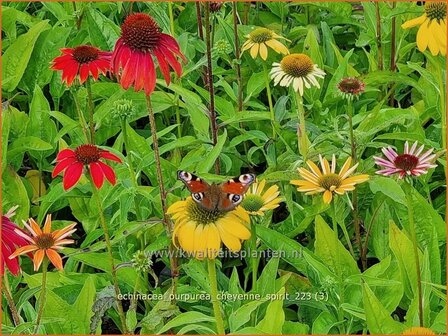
[52,144,122,190]
[51,45,112,86]
[111,13,186,96]
[1,207,32,276]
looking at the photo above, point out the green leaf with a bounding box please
[256,287,286,334]
[157,311,215,334]
[196,129,227,173]
[362,282,404,334]
[229,300,267,333]
[2,167,30,222]
[86,8,120,50]
[2,20,50,92]
[368,176,406,205]
[314,215,360,279]
[7,136,53,160]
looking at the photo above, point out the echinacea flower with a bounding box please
[51,45,112,86]
[402,327,435,335]
[241,179,282,215]
[337,77,365,101]
[52,144,122,190]
[271,53,326,96]
[111,13,186,96]
[401,2,446,56]
[374,141,437,179]
[241,27,289,61]
[167,198,251,259]
[1,207,32,276]
[9,215,76,271]
[290,155,369,204]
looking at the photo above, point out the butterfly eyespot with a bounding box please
[239,174,255,183]
[178,171,192,181]
[193,193,203,201]
[229,194,241,203]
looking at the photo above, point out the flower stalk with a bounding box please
[233,2,243,113]
[145,95,179,285]
[403,181,424,327]
[85,78,95,144]
[34,258,48,334]
[204,2,220,174]
[92,185,128,334]
[70,88,89,143]
[295,92,309,161]
[3,275,20,326]
[207,258,225,334]
[263,62,276,140]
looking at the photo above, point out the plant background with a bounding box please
[1,1,446,335]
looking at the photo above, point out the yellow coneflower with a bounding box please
[270,53,326,96]
[167,198,250,259]
[10,215,76,271]
[241,179,283,216]
[290,155,369,204]
[241,27,289,61]
[402,327,435,335]
[401,2,446,56]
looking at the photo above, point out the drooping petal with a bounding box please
[33,249,45,271]
[89,162,105,189]
[63,162,84,190]
[98,161,116,185]
[46,249,63,270]
[56,149,76,162]
[52,157,77,178]
[100,151,122,163]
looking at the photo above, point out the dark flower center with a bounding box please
[425,2,446,21]
[337,77,365,95]
[75,144,101,165]
[121,13,161,51]
[394,154,419,172]
[72,46,99,64]
[319,173,342,190]
[250,28,273,43]
[209,2,224,12]
[188,200,226,225]
[35,233,55,249]
[281,54,314,78]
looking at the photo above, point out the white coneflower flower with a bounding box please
[270,53,325,96]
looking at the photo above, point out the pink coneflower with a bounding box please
[111,13,186,96]
[1,207,32,276]
[51,45,112,86]
[374,141,437,178]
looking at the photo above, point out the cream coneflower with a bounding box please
[402,327,435,335]
[9,215,76,271]
[241,179,282,216]
[271,53,326,96]
[241,27,289,61]
[401,2,446,56]
[167,198,250,259]
[337,77,365,101]
[290,155,369,204]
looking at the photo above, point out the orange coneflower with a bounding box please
[9,215,76,271]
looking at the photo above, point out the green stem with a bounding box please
[71,88,89,143]
[121,118,143,220]
[168,2,175,37]
[404,181,424,327]
[250,220,258,291]
[295,92,308,161]
[146,95,179,286]
[375,1,383,71]
[347,100,362,266]
[92,186,128,334]
[3,275,20,326]
[86,78,95,144]
[262,62,276,140]
[436,60,446,149]
[207,258,225,335]
[34,258,48,334]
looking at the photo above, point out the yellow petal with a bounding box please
[216,223,241,252]
[206,224,221,258]
[193,224,206,259]
[177,221,197,253]
[427,20,439,56]
[241,41,254,52]
[250,43,260,59]
[340,174,370,186]
[306,160,323,177]
[338,157,353,179]
[167,200,187,214]
[219,217,251,240]
[401,14,426,29]
[298,168,320,183]
[416,19,430,52]
[323,190,333,204]
[265,39,289,55]
[259,43,268,60]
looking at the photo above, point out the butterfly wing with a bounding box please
[177,170,214,210]
[219,173,256,211]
